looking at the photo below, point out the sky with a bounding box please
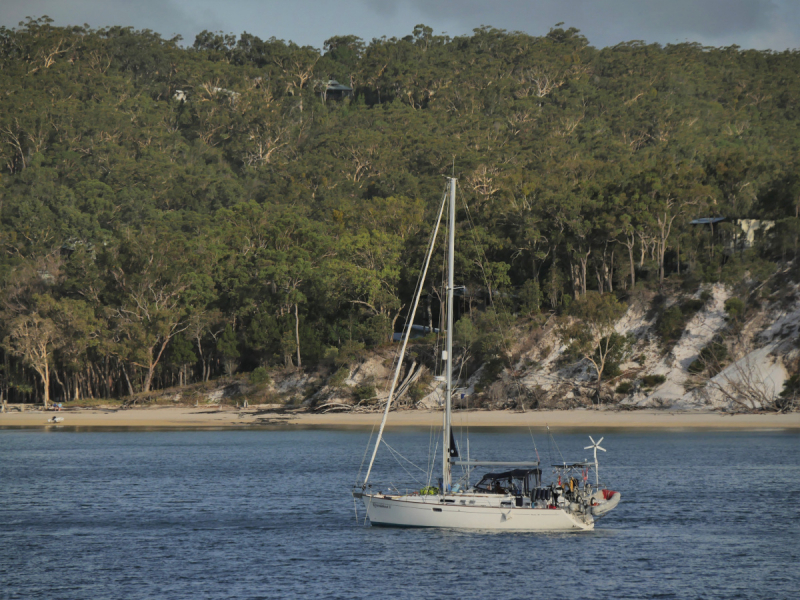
[1,0,799,51]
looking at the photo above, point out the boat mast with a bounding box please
[443,177,456,493]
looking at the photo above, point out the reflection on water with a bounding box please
[1,429,798,599]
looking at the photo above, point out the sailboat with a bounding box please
[352,178,621,531]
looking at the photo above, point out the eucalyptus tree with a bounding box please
[103,228,195,393]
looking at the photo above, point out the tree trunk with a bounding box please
[569,260,579,298]
[390,304,406,343]
[143,364,155,393]
[122,364,135,396]
[42,363,50,408]
[607,249,615,293]
[294,303,302,368]
[626,237,636,289]
[426,293,433,333]
[85,366,95,398]
[195,336,208,381]
[53,368,68,402]
[638,232,648,267]
[579,251,590,297]
[3,353,9,407]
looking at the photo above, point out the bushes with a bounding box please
[249,367,271,385]
[329,366,350,387]
[724,297,745,320]
[682,298,706,313]
[407,380,429,403]
[687,359,704,374]
[518,279,542,317]
[688,341,728,375]
[354,385,376,401]
[719,254,776,287]
[656,298,706,344]
[476,357,506,392]
[656,305,685,342]
[595,332,631,379]
[336,340,365,365]
[778,373,799,410]
[615,382,633,394]
[642,374,666,387]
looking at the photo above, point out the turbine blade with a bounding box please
[584,445,593,450]
[589,436,596,445]
[597,446,606,452]
[597,437,604,445]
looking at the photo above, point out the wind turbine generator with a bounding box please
[584,436,606,486]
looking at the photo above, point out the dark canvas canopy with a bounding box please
[475,468,542,492]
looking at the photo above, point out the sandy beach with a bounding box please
[1,406,799,430]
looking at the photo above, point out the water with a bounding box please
[1,428,798,599]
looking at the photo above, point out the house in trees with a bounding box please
[738,219,776,248]
[321,79,353,101]
[690,217,775,252]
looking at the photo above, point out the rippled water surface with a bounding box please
[2,428,799,599]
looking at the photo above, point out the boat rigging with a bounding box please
[353,178,621,530]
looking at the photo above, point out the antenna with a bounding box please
[584,436,606,486]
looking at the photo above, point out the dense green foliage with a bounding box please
[2,18,800,403]
[655,297,706,344]
[688,340,729,374]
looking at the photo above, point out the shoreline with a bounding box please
[2,406,799,430]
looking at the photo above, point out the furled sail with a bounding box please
[449,428,459,458]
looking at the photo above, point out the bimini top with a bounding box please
[475,468,542,492]
[479,468,542,479]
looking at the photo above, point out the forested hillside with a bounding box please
[1,17,799,406]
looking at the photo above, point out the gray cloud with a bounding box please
[1,0,797,50]
[0,0,205,40]
[391,0,797,48]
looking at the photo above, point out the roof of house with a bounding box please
[326,79,352,92]
[690,217,727,225]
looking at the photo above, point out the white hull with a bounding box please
[361,494,594,531]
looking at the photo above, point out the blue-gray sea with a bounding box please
[1,428,799,599]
